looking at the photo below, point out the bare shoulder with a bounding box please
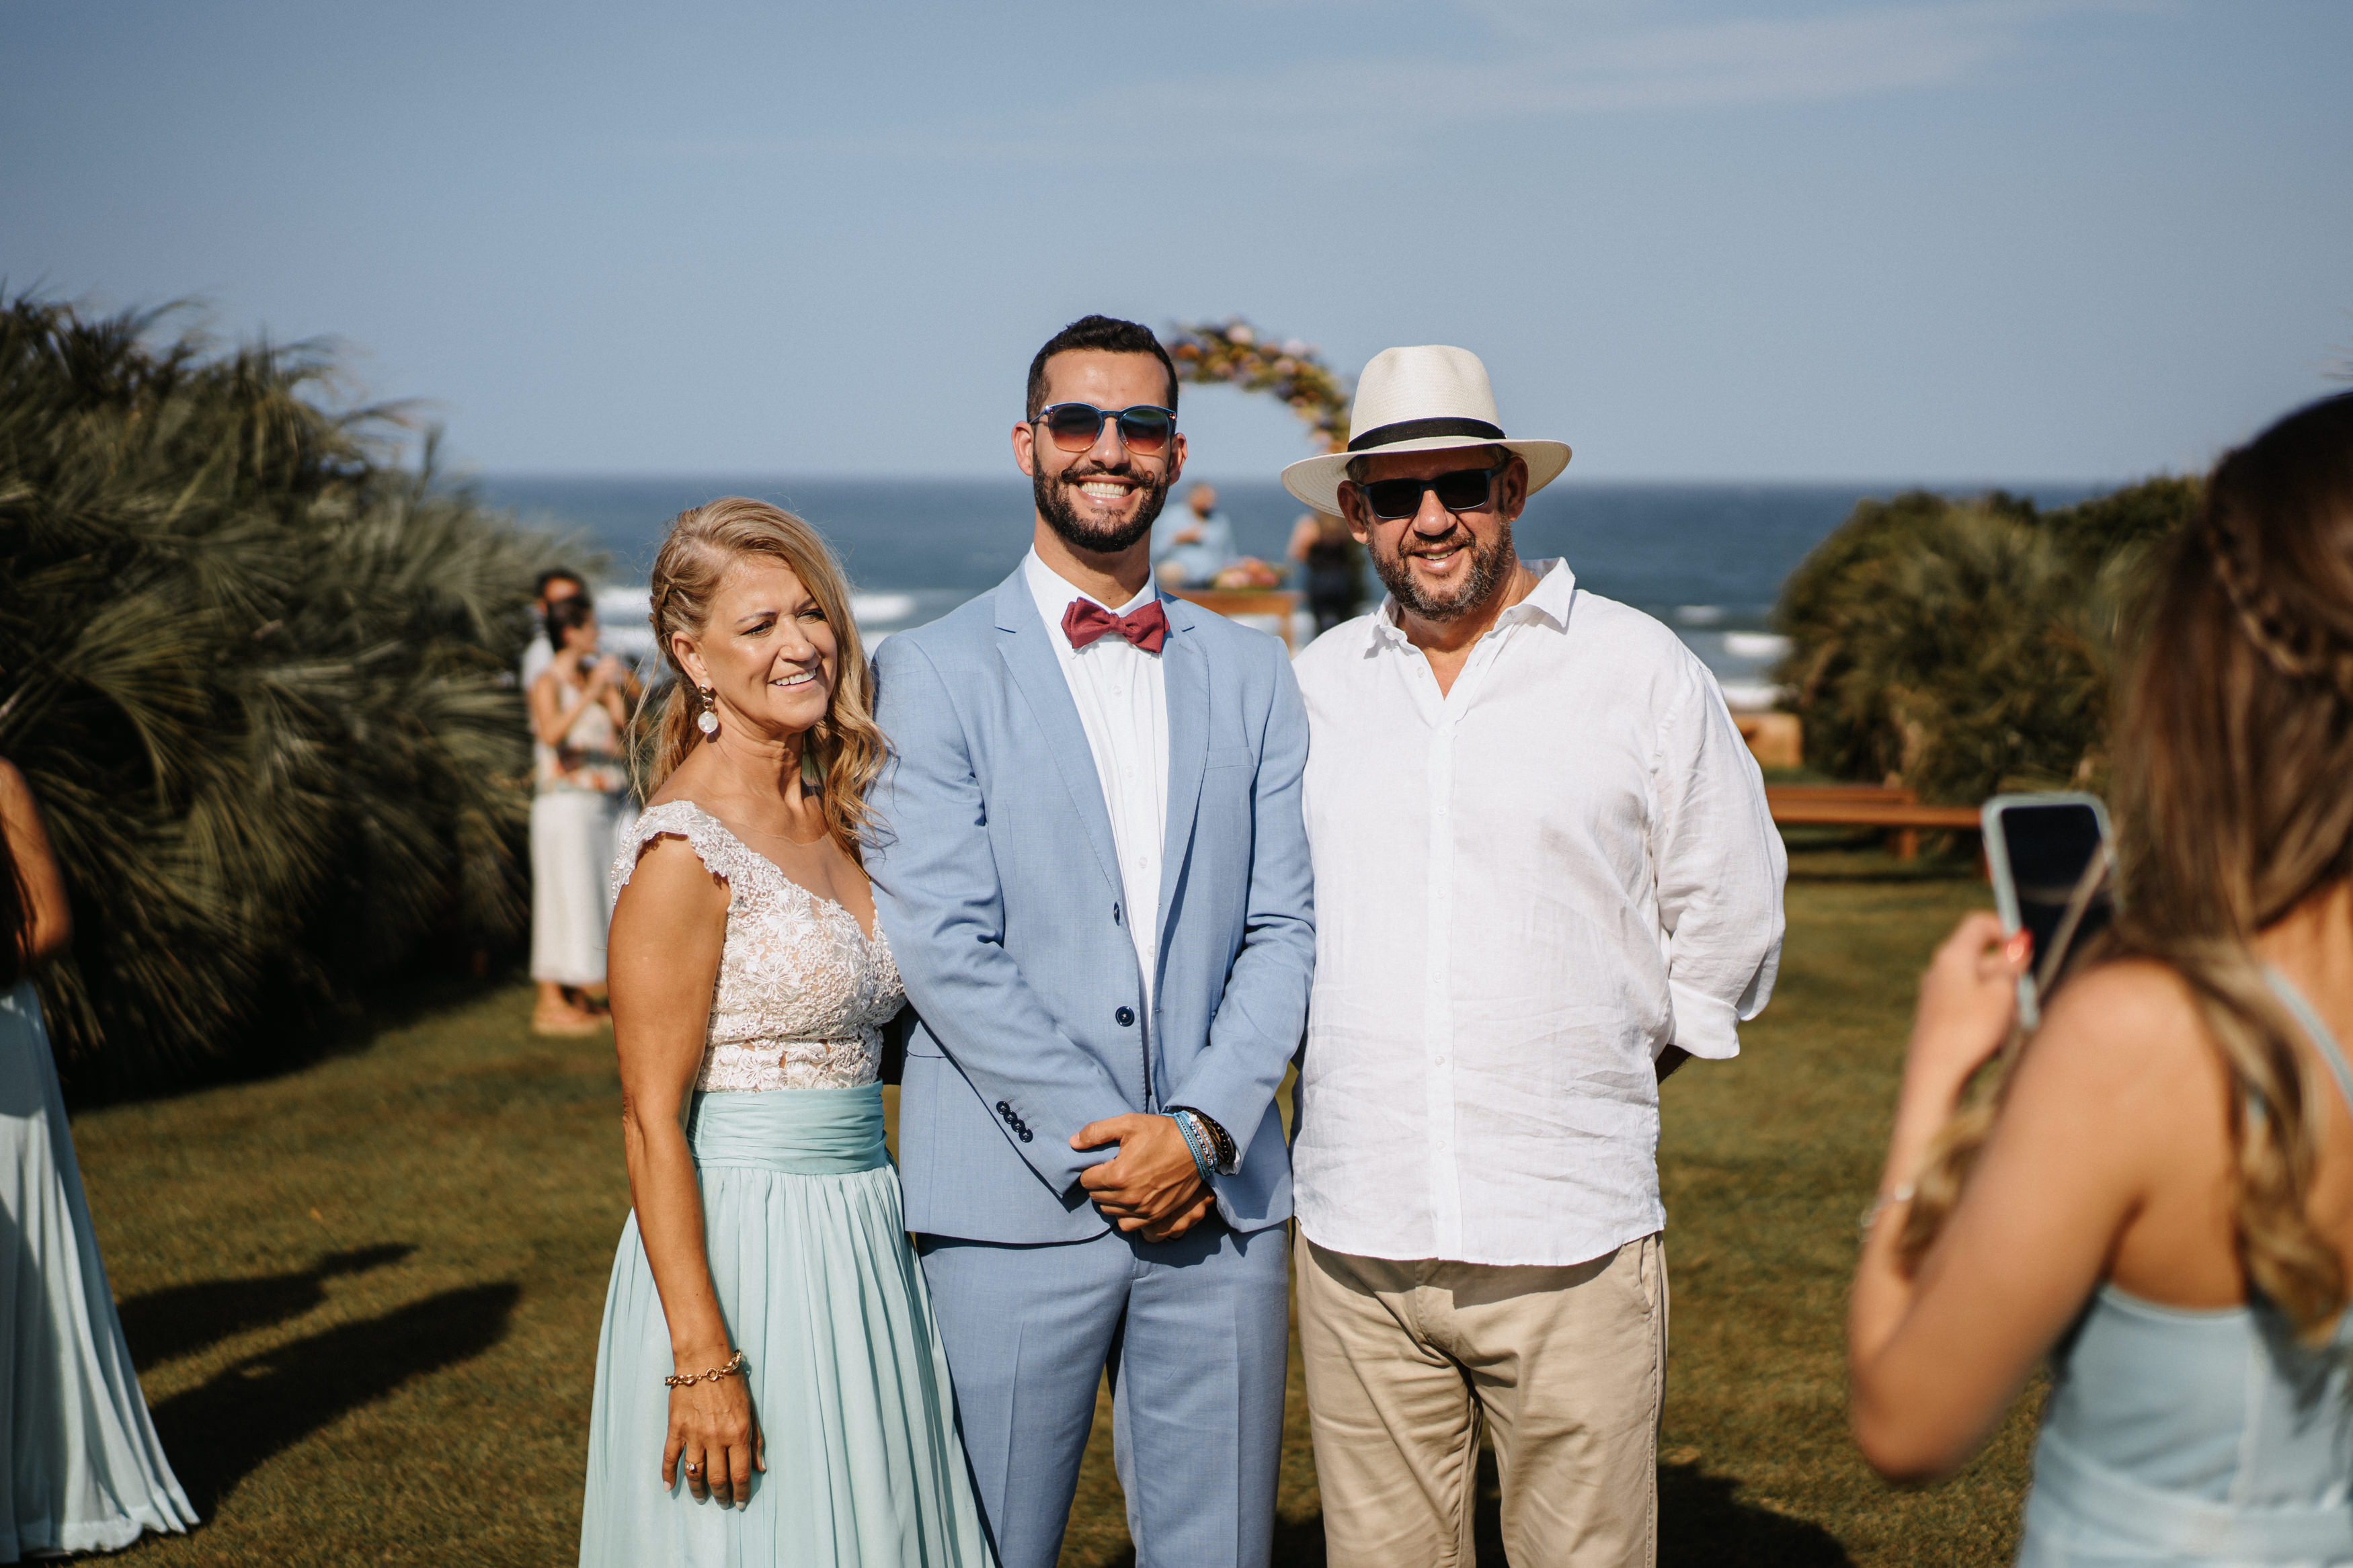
[2011,958,2228,1118]
[613,832,727,919]
[0,759,43,833]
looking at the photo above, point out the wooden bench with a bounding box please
[1169,588,1300,651]
[1764,784,1982,862]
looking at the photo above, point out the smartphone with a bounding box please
[1981,792,2116,1029]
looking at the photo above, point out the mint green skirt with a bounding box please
[578,1085,990,1567]
[0,981,196,1559]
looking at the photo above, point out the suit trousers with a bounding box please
[917,1219,1291,1568]
[1297,1233,1668,1568]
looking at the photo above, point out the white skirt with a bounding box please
[530,790,631,986]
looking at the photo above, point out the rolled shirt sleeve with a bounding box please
[1652,655,1789,1061]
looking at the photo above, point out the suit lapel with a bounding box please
[991,572,1122,897]
[1156,593,1209,975]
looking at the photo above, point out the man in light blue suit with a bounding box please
[867,315,1313,1568]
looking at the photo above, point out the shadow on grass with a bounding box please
[58,959,532,1110]
[151,1280,521,1513]
[118,1244,416,1370]
[1093,1449,1853,1567]
[1658,1456,1853,1566]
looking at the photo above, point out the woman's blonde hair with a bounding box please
[637,498,886,861]
[1901,392,2353,1342]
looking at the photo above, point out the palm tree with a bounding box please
[1774,481,2200,804]
[0,294,576,1097]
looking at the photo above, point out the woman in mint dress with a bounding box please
[0,758,196,1560]
[577,499,989,1567]
[1848,391,2353,1563]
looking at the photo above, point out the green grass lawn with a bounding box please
[75,850,2024,1566]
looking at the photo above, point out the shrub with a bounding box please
[0,295,573,1097]
[1775,479,2202,804]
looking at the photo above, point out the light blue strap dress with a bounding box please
[0,980,197,1559]
[578,802,991,1567]
[2018,967,2353,1565]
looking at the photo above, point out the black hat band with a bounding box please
[1345,416,1507,453]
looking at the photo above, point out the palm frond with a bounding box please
[0,290,564,1098]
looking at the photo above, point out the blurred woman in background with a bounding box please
[1849,391,2353,1564]
[1285,508,1363,637]
[528,593,635,1036]
[0,757,197,1557]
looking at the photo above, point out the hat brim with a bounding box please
[1279,436,1572,515]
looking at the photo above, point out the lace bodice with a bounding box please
[612,800,904,1091]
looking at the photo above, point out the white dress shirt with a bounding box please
[1021,549,1170,1007]
[1291,559,1787,1268]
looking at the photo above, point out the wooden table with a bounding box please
[1764,784,1983,862]
[1168,589,1300,651]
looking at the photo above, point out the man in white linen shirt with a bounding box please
[1282,345,1787,1567]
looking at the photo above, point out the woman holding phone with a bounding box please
[1849,392,2353,1564]
[528,593,635,1034]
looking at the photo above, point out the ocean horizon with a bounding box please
[477,474,2112,708]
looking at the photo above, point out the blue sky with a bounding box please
[5,1,2347,481]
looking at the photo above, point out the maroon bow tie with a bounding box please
[1062,597,1169,654]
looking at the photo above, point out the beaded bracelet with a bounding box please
[1169,1104,1234,1172]
[665,1348,746,1389]
[1168,1111,1215,1183]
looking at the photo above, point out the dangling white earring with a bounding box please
[696,686,719,737]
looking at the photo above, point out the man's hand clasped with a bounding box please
[1072,1113,1215,1242]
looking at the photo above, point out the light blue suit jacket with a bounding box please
[867,569,1314,1245]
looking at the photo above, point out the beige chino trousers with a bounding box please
[1298,1233,1668,1567]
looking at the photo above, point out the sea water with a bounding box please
[481,476,2104,708]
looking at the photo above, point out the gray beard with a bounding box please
[1034,462,1168,557]
[1371,516,1517,622]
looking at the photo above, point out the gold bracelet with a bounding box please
[664,1348,746,1389]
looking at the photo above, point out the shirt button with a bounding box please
[1115,1007,1136,1027]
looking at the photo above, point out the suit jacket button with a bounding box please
[1115,1007,1135,1027]
[996,1101,1011,1115]
[1019,1129,1034,1143]
[1113,903,1123,925]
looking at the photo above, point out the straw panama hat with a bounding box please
[1280,344,1572,515]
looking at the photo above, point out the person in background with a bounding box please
[522,567,589,691]
[1850,392,2353,1565]
[1286,509,1364,636]
[1283,345,1786,1567]
[528,595,635,1035]
[0,757,198,1557]
[1150,480,1236,588]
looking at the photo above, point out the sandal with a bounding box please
[532,1006,605,1038]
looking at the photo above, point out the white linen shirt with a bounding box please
[1291,559,1787,1268]
[1021,549,1171,1007]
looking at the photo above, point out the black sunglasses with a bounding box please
[1034,402,1177,455]
[1356,462,1509,522]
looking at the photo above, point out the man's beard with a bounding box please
[1369,515,1517,622]
[1034,460,1170,557]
